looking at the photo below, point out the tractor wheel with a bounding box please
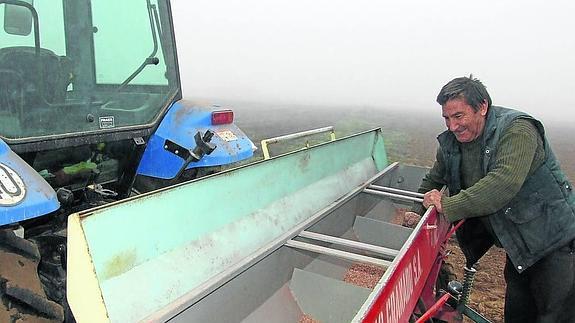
[0,229,64,323]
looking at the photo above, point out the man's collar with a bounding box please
[481,107,498,144]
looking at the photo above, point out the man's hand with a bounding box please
[403,211,422,228]
[423,189,444,213]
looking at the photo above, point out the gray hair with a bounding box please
[436,75,492,111]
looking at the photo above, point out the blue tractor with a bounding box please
[0,0,254,321]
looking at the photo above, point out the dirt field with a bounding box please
[446,239,506,322]
[230,101,574,323]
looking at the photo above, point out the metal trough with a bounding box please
[67,128,439,323]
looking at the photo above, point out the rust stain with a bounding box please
[298,152,310,171]
[101,249,137,280]
[218,139,238,155]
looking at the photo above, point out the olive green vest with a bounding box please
[438,106,575,273]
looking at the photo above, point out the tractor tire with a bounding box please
[0,229,64,323]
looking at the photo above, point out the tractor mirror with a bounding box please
[3,0,34,36]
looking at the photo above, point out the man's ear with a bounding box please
[479,100,488,116]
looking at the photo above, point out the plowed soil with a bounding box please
[446,239,506,322]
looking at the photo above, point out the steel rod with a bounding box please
[262,126,334,144]
[298,231,399,259]
[285,240,392,267]
[363,188,424,203]
[261,126,336,159]
[367,185,424,198]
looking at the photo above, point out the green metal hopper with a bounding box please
[67,128,434,322]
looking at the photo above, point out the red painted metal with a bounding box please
[211,109,234,125]
[415,219,466,322]
[415,293,451,323]
[415,243,463,323]
[361,208,452,323]
[445,219,465,243]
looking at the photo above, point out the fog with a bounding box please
[171,0,575,124]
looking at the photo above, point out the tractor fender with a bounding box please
[0,139,59,226]
[136,101,254,180]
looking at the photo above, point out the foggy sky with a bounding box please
[171,0,575,123]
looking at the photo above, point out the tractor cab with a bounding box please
[0,0,252,197]
[1,2,253,321]
[0,0,180,143]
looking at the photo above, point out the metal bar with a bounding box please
[261,126,336,159]
[298,231,399,259]
[444,219,465,243]
[285,240,392,267]
[415,293,452,323]
[461,305,492,323]
[367,185,425,198]
[363,188,424,203]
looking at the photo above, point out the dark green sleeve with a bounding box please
[418,147,447,193]
[442,119,539,221]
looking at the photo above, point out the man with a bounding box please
[418,76,575,322]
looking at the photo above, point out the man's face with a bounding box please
[442,98,488,143]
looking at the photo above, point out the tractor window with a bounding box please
[0,1,65,54]
[3,0,33,36]
[0,0,180,143]
[92,0,168,86]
